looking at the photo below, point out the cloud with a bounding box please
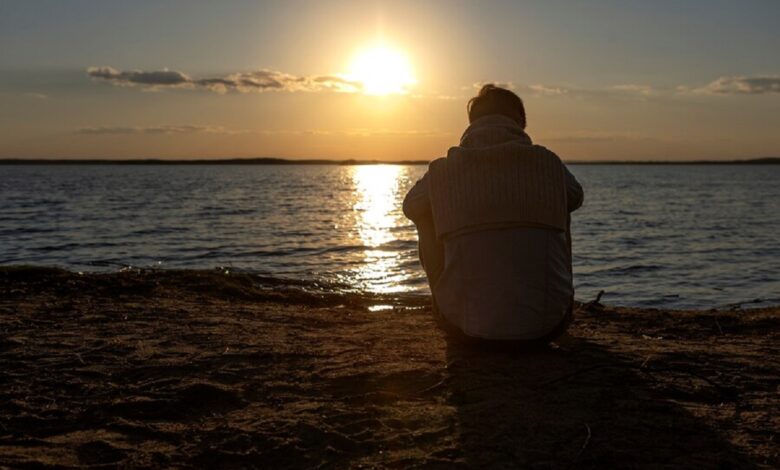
[474,77,780,98]
[470,82,573,97]
[696,76,780,95]
[465,82,573,97]
[470,81,516,91]
[545,136,617,144]
[542,133,658,144]
[76,126,443,138]
[474,77,780,99]
[257,128,450,137]
[409,91,461,100]
[88,66,362,94]
[611,84,656,96]
[524,83,662,98]
[526,84,569,96]
[341,128,449,137]
[87,66,190,86]
[469,81,660,97]
[76,125,238,135]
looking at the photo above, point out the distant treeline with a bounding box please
[0,157,428,165]
[0,157,778,165]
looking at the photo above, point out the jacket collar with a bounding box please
[459,114,532,148]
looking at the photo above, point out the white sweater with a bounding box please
[403,115,584,340]
[428,119,568,238]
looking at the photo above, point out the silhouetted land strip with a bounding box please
[0,157,431,165]
[0,157,778,165]
[1,267,777,467]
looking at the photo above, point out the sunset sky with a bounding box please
[1,0,778,161]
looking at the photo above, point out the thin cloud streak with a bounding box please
[87,66,362,94]
[543,134,658,144]
[259,128,450,137]
[87,67,190,86]
[526,84,569,96]
[76,126,446,137]
[696,76,780,95]
[612,84,657,96]
[470,81,516,91]
[76,125,239,135]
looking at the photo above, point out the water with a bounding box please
[1,164,778,309]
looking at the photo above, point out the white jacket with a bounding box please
[403,115,583,340]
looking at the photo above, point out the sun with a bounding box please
[347,46,416,96]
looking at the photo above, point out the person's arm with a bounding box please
[402,173,444,286]
[402,173,432,223]
[563,165,584,212]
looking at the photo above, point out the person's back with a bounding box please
[403,84,583,344]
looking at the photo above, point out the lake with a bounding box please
[1,163,778,309]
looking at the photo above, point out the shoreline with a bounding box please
[0,266,774,312]
[1,267,777,467]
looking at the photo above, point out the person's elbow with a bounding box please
[402,195,416,220]
[402,177,431,222]
[568,186,584,212]
[403,193,429,223]
[563,167,584,212]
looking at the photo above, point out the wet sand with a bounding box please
[0,267,777,468]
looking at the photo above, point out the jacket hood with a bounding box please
[459,114,532,148]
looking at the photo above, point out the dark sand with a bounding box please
[0,267,777,468]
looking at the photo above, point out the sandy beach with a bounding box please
[0,267,777,468]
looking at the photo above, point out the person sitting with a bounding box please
[403,84,584,345]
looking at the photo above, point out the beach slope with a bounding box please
[0,267,777,468]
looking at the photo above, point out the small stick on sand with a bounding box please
[416,376,450,395]
[714,317,724,335]
[576,423,592,459]
[584,290,606,310]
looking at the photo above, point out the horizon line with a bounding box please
[0,157,778,165]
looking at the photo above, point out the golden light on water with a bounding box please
[353,165,399,247]
[347,45,416,95]
[351,165,410,293]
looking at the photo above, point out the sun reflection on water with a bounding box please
[350,165,410,293]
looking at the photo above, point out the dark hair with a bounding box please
[467,84,526,129]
